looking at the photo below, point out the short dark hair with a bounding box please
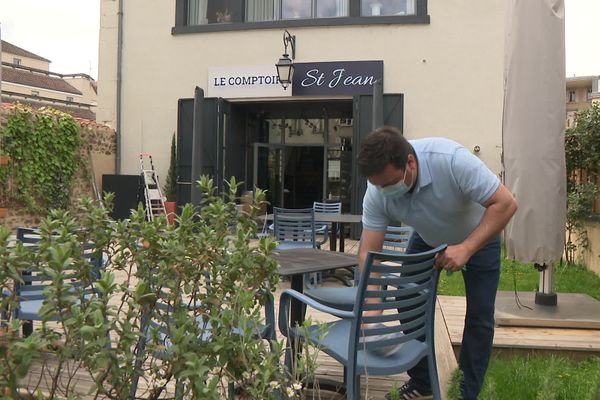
[357,126,414,176]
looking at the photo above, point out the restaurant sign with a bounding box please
[207,65,292,98]
[292,60,383,96]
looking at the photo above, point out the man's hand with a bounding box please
[434,243,473,273]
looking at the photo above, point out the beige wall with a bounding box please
[2,80,83,102]
[64,76,98,105]
[98,0,508,180]
[1,52,50,71]
[577,221,600,278]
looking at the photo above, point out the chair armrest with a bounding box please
[278,288,354,335]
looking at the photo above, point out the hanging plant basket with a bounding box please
[0,155,9,165]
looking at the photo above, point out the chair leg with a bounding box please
[427,351,442,400]
[345,366,359,400]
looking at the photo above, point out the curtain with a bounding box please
[247,0,274,22]
[336,0,348,16]
[406,0,415,15]
[188,0,208,25]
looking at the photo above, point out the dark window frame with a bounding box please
[173,0,429,34]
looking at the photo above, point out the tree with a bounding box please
[564,103,600,264]
[163,133,177,202]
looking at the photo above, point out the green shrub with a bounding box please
[0,177,306,399]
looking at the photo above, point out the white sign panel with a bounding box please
[207,65,292,98]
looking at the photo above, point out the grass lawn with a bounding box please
[437,257,600,300]
[440,255,600,399]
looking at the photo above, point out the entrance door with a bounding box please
[283,146,324,208]
[253,143,284,211]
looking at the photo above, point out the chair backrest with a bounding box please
[273,207,316,247]
[313,201,342,215]
[382,225,414,253]
[14,227,101,307]
[349,244,447,359]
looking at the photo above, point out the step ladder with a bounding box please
[139,153,166,221]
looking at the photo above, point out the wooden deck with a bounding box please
[18,238,600,399]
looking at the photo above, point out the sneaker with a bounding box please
[385,381,433,400]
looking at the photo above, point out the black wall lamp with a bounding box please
[275,30,296,90]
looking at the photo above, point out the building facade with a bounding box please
[1,40,97,120]
[98,0,509,212]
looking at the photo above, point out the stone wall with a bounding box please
[0,105,116,229]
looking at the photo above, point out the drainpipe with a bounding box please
[115,0,124,173]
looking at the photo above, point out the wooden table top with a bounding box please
[271,248,358,276]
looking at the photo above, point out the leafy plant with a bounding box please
[564,103,600,264]
[0,177,311,399]
[0,104,82,213]
[163,133,178,202]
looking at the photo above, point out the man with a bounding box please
[357,127,517,400]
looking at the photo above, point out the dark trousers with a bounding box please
[406,232,501,400]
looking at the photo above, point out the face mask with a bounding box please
[378,165,412,198]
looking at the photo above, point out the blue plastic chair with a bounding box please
[129,292,277,399]
[272,207,320,288]
[304,226,414,311]
[278,244,447,400]
[13,227,103,336]
[313,201,342,247]
[273,207,316,250]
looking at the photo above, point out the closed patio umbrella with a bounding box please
[502,0,566,306]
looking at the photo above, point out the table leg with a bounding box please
[329,222,338,252]
[290,274,304,325]
[339,222,345,253]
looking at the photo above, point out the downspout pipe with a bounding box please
[115,0,124,173]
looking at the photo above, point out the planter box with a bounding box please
[0,155,9,165]
[0,207,7,218]
[164,201,176,225]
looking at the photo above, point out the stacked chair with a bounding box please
[279,244,447,400]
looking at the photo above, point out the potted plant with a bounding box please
[163,133,177,224]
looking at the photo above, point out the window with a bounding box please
[588,88,593,100]
[13,58,22,66]
[568,90,576,103]
[222,0,349,23]
[177,0,428,31]
[66,96,74,103]
[361,0,415,16]
[188,0,244,25]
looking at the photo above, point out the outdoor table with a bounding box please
[272,248,358,335]
[315,213,362,252]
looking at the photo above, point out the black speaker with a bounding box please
[102,174,143,220]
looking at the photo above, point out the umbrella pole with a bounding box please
[534,263,557,306]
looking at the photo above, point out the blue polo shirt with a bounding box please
[362,138,500,247]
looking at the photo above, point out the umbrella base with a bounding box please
[495,291,600,329]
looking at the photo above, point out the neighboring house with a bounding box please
[0,40,97,120]
[566,76,600,276]
[566,75,599,128]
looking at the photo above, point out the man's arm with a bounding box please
[435,183,517,271]
[359,228,387,316]
[359,228,386,272]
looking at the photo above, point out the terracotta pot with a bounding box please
[164,201,176,225]
[0,208,7,218]
[0,155,9,166]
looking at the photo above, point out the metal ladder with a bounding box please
[139,153,166,221]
